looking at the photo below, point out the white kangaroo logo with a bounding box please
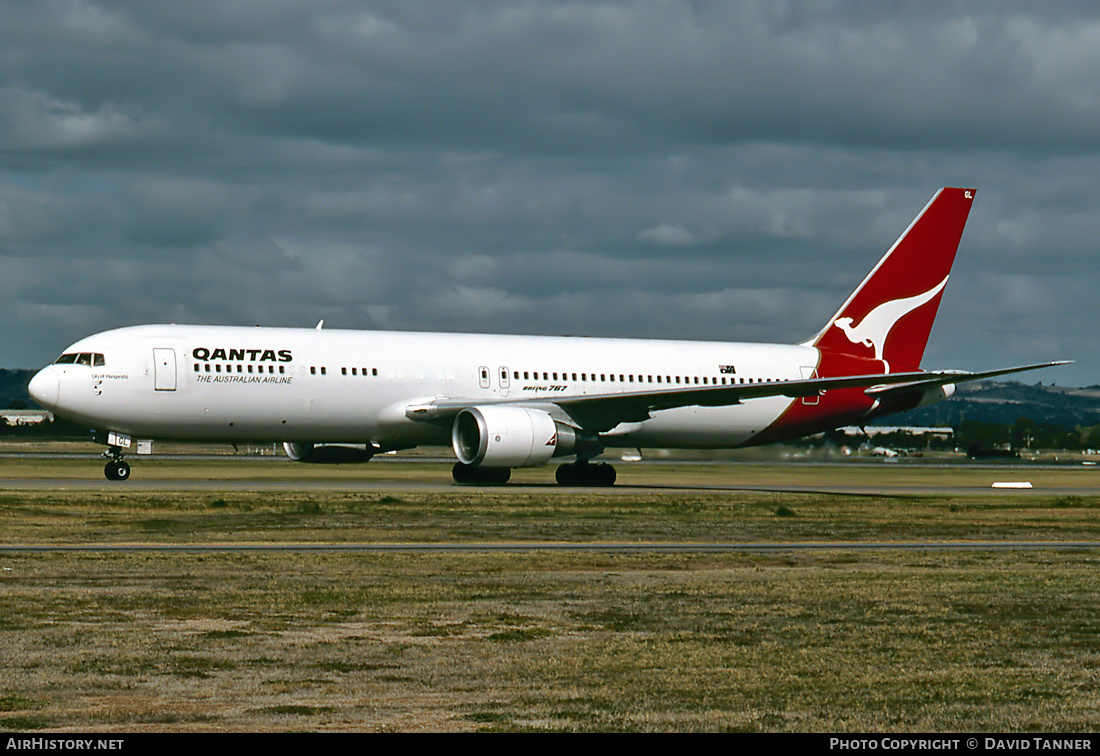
[833,277,948,372]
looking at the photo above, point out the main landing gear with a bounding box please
[555,460,616,487]
[451,460,617,487]
[103,447,131,481]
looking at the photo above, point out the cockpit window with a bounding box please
[55,352,105,366]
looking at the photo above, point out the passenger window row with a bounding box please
[312,367,379,376]
[190,364,381,376]
[511,371,783,386]
[187,362,783,385]
[195,363,284,374]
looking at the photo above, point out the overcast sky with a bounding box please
[2,1,1097,386]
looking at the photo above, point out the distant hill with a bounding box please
[0,369,33,409]
[871,381,1100,429]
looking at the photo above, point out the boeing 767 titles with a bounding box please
[28,187,1067,484]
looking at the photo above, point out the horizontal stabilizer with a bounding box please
[863,361,1073,397]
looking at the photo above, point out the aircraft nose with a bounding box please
[28,367,59,409]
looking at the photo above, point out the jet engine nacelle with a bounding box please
[282,442,375,464]
[452,406,578,468]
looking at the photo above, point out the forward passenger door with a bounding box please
[153,348,177,391]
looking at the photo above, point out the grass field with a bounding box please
[1,456,1099,732]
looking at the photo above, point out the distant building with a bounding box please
[0,409,53,426]
[838,426,954,438]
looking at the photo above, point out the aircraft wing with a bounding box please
[406,361,1070,432]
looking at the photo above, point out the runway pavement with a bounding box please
[8,476,1100,497]
[4,460,1100,497]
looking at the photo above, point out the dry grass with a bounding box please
[1,458,1099,732]
[2,548,1098,732]
[1,483,1098,546]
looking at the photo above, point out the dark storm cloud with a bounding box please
[1,1,1098,385]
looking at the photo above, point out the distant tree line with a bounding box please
[0,415,90,440]
[956,417,1100,452]
[822,418,1100,453]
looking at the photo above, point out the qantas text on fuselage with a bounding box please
[192,348,293,362]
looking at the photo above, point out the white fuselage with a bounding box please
[31,324,820,450]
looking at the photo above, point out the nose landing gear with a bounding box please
[103,447,131,481]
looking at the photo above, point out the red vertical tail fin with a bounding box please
[808,187,976,373]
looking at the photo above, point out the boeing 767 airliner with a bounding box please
[28,187,1066,484]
